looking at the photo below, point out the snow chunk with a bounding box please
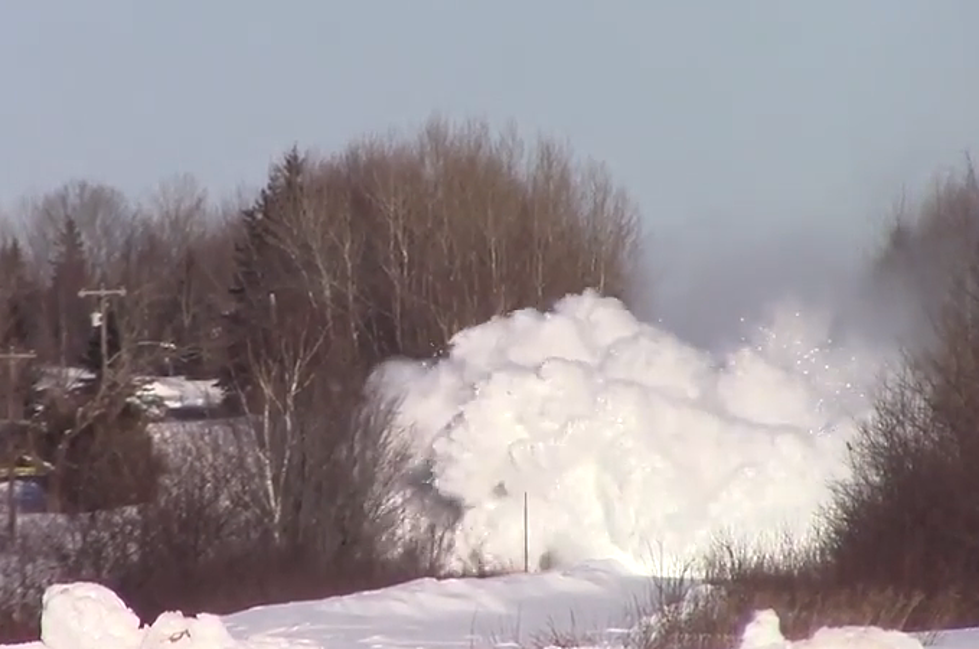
[741,609,787,648]
[140,611,239,648]
[41,582,142,649]
[34,582,250,649]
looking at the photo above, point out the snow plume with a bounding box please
[377,289,888,575]
[648,223,903,354]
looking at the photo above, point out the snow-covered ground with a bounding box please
[1,566,976,649]
[139,376,224,411]
[38,366,223,413]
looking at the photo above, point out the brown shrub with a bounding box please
[609,541,960,649]
[814,173,979,610]
[0,402,452,643]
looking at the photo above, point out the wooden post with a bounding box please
[78,284,127,375]
[0,346,37,542]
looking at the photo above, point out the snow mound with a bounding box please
[378,290,884,574]
[739,609,924,649]
[35,583,252,649]
[40,583,141,649]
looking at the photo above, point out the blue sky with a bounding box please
[2,1,978,337]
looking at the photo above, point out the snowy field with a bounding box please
[3,290,963,648]
[1,567,977,649]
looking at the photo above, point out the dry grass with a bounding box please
[528,537,962,649]
[630,538,965,649]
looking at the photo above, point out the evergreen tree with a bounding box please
[49,216,91,366]
[219,147,307,408]
[0,237,37,349]
[0,238,43,465]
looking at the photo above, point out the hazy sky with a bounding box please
[2,2,978,341]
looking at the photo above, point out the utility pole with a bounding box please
[0,346,37,543]
[78,284,127,375]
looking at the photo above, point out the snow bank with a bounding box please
[224,559,653,647]
[5,577,933,649]
[378,290,884,574]
[738,609,924,649]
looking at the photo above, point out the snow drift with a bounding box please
[378,290,886,574]
[5,578,933,649]
[740,609,925,649]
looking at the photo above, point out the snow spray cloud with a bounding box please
[375,288,890,576]
[644,219,902,355]
[376,207,918,575]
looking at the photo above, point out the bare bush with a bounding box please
[31,357,164,515]
[0,400,452,645]
[0,425,255,641]
[604,540,959,649]
[818,247,979,603]
[231,364,450,580]
[105,422,268,618]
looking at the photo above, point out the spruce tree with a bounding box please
[49,216,91,366]
[0,238,43,463]
[0,238,36,349]
[219,146,307,409]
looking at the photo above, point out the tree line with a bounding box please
[0,117,641,640]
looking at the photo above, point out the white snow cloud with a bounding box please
[379,290,886,573]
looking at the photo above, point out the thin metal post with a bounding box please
[523,491,529,573]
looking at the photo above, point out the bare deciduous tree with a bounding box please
[22,180,137,280]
